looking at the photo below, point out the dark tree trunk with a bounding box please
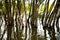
[5,0,13,40]
[31,0,38,40]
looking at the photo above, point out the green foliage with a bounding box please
[38,36,45,40]
[20,2,24,13]
[0,2,2,9]
[38,14,42,18]
[39,0,44,4]
[41,4,45,12]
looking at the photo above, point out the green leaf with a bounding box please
[39,0,44,4]
[0,2,2,9]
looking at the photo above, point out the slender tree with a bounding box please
[31,0,38,40]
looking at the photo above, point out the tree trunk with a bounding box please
[5,0,13,40]
[31,0,38,40]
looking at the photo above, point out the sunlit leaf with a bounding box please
[41,4,44,12]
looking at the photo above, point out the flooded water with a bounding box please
[0,16,60,40]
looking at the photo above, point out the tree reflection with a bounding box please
[0,0,60,40]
